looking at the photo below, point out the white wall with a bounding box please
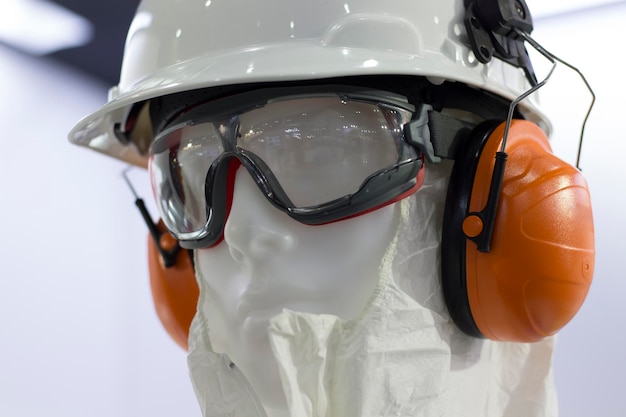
[533,4,626,417]
[0,46,200,416]
[0,3,624,416]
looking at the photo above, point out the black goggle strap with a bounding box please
[405,103,477,162]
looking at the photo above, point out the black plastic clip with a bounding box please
[464,0,538,85]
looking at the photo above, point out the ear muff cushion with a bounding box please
[148,222,199,350]
[442,121,500,338]
[442,120,594,342]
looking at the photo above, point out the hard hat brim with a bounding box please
[69,41,547,167]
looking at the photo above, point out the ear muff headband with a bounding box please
[147,221,198,350]
[443,120,594,342]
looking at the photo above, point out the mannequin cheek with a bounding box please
[322,202,399,272]
[289,202,400,318]
[194,245,245,319]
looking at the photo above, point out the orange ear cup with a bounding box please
[443,120,594,342]
[147,222,199,350]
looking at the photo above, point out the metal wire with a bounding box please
[512,27,596,170]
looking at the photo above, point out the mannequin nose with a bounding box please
[224,170,296,263]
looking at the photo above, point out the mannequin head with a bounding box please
[195,169,399,412]
[146,83,441,416]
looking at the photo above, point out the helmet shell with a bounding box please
[69,0,548,166]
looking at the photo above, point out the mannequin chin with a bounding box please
[195,169,400,415]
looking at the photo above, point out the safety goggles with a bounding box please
[149,86,429,249]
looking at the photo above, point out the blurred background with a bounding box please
[0,1,624,416]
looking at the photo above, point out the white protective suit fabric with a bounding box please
[188,161,558,417]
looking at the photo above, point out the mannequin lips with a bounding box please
[235,282,323,322]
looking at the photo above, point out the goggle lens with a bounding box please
[237,97,410,207]
[149,91,420,248]
[150,123,224,239]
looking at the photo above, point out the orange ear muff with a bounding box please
[147,222,199,350]
[442,120,594,342]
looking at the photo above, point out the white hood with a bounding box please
[187,161,557,417]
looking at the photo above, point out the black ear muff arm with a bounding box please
[425,116,507,254]
[405,105,506,253]
[463,151,507,253]
[133,198,182,267]
[122,168,182,268]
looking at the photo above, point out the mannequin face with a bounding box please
[195,168,399,412]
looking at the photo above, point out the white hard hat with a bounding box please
[68,0,548,167]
